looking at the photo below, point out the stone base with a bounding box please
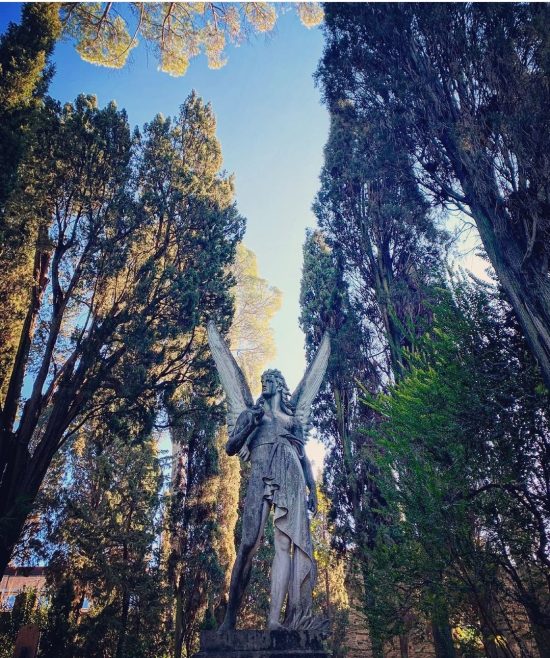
[193,629,331,658]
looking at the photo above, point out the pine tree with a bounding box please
[59,3,323,76]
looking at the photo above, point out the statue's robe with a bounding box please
[233,408,316,628]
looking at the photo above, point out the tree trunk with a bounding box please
[0,487,37,575]
[441,131,550,390]
[0,460,46,575]
[474,589,515,658]
[0,386,75,575]
[431,616,456,658]
[174,584,184,658]
[472,206,550,391]
[531,623,550,658]
[325,566,332,621]
[399,632,410,658]
[0,428,33,574]
[2,227,52,428]
[478,623,513,658]
[0,330,95,576]
[363,582,384,658]
[524,606,550,658]
[115,587,130,658]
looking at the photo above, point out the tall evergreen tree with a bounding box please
[300,230,388,654]
[365,280,550,658]
[0,3,61,399]
[304,87,450,654]
[0,91,244,575]
[0,3,60,211]
[313,105,446,381]
[35,424,168,658]
[170,388,225,658]
[317,2,550,388]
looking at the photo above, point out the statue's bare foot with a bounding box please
[267,620,286,631]
[217,620,235,634]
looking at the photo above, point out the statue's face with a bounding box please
[261,372,278,398]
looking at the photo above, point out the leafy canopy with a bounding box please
[60,2,324,76]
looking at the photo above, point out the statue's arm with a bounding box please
[299,449,318,515]
[226,407,263,456]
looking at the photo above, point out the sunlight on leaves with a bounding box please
[60,2,324,76]
[295,2,324,28]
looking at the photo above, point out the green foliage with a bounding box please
[237,503,274,629]
[0,589,46,658]
[0,3,61,397]
[318,2,550,388]
[299,229,378,546]
[362,279,550,655]
[170,391,226,657]
[312,98,447,380]
[32,427,169,658]
[300,229,388,656]
[0,3,60,207]
[0,88,244,578]
[40,579,75,658]
[310,490,349,658]
[313,5,550,653]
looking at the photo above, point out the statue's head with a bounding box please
[259,369,293,414]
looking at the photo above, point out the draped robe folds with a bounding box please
[233,407,316,628]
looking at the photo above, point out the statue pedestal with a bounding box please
[193,629,331,658]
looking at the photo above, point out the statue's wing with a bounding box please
[207,321,254,435]
[290,332,331,437]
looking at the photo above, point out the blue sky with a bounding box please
[1,3,328,392]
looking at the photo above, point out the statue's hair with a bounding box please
[257,368,294,415]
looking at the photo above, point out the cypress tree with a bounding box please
[317,2,550,388]
[0,91,244,576]
[0,3,61,399]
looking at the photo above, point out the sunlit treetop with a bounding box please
[60,2,324,77]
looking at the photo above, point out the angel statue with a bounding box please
[207,322,331,633]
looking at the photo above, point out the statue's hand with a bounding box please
[251,405,264,425]
[238,443,251,462]
[226,407,261,457]
[307,489,318,516]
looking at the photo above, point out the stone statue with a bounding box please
[207,322,331,632]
